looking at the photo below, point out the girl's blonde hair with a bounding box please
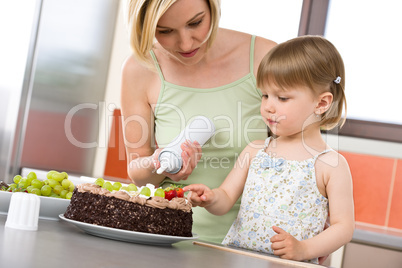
[126,0,221,69]
[257,35,347,130]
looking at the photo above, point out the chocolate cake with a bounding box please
[64,183,193,237]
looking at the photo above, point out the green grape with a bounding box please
[47,170,57,180]
[103,181,113,191]
[27,186,35,193]
[127,183,138,192]
[8,184,17,191]
[61,179,71,189]
[31,188,41,196]
[41,185,52,196]
[66,192,73,199]
[13,175,22,184]
[53,185,64,195]
[61,171,68,179]
[94,178,104,187]
[31,179,43,189]
[112,182,122,191]
[69,183,75,192]
[120,186,129,191]
[60,190,68,198]
[139,187,151,197]
[49,192,60,198]
[27,172,37,183]
[48,179,59,188]
[52,172,65,182]
[154,188,165,198]
[18,179,29,189]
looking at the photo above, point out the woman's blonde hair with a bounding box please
[257,35,347,130]
[126,0,221,69]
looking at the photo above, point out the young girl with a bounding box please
[184,36,355,264]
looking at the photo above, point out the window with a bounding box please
[220,0,303,44]
[296,0,402,143]
[326,0,402,126]
[215,0,402,142]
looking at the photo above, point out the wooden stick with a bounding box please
[192,241,322,268]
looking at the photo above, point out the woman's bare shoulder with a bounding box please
[121,54,161,108]
[254,36,277,66]
[122,55,160,92]
[122,55,156,80]
[219,29,276,53]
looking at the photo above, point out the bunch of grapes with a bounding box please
[6,171,75,199]
[94,178,138,193]
[91,178,180,200]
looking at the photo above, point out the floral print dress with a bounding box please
[222,137,329,264]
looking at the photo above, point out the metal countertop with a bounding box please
[0,215,321,268]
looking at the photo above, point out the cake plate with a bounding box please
[59,214,198,246]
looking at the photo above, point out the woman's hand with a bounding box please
[153,140,202,182]
[183,184,214,207]
[270,226,306,261]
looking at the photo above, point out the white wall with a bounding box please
[92,1,130,178]
[91,0,402,178]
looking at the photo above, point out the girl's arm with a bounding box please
[184,142,262,215]
[271,153,355,261]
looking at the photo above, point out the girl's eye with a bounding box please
[262,94,268,99]
[278,97,289,101]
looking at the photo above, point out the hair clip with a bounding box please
[334,76,341,84]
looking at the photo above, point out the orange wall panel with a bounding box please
[103,109,129,181]
[388,159,402,229]
[340,151,394,226]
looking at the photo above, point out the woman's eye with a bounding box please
[158,29,172,34]
[189,19,202,27]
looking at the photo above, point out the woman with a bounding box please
[121,0,276,243]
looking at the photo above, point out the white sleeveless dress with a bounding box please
[222,137,330,264]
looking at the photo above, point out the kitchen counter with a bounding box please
[352,222,402,251]
[0,215,323,268]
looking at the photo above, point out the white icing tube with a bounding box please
[157,116,215,174]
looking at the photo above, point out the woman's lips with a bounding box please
[179,48,199,58]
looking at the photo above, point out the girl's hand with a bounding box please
[153,140,202,182]
[270,226,306,261]
[183,184,214,207]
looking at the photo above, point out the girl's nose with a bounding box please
[262,98,275,113]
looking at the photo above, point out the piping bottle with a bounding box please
[156,116,215,174]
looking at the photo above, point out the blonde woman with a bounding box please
[185,36,355,264]
[121,0,276,243]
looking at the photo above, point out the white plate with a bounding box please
[59,214,198,246]
[0,191,70,220]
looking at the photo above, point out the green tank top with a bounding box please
[151,36,268,243]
